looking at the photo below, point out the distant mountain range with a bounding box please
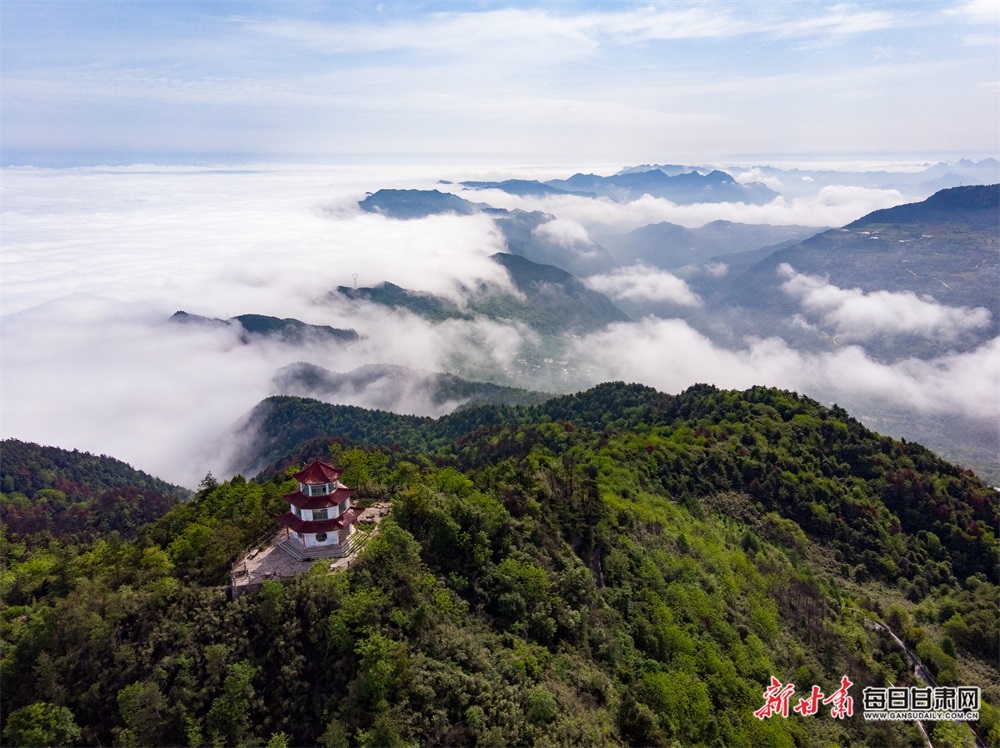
[461,168,779,205]
[170,311,359,344]
[744,158,1000,199]
[544,169,779,204]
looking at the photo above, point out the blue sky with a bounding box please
[2,1,998,165]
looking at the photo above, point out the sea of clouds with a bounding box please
[2,163,996,486]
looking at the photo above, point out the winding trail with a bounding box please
[852,610,989,748]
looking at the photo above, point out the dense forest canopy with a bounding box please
[1,383,997,747]
[0,439,189,545]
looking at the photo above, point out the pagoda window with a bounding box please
[315,532,328,543]
[312,508,329,521]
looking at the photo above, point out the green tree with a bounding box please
[2,702,81,747]
[206,661,259,746]
[117,680,168,747]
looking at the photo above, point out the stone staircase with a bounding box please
[276,533,364,561]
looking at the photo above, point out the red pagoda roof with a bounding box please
[277,506,365,534]
[283,487,355,510]
[293,460,343,485]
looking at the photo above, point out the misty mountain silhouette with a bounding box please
[334,283,468,322]
[331,252,629,335]
[459,179,591,197]
[358,188,494,219]
[603,219,825,269]
[543,168,779,204]
[272,362,553,413]
[170,311,359,344]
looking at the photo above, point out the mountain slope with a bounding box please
[0,439,188,541]
[481,253,629,334]
[459,179,591,197]
[3,383,997,748]
[236,382,999,586]
[709,184,1000,357]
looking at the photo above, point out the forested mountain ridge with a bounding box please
[239,383,998,585]
[0,439,188,542]
[2,384,997,747]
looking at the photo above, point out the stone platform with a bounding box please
[229,502,391,588]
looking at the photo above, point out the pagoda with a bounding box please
[277,459,365,559]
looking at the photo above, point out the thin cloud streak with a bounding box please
[235,4,899,56]
[5,2,997,164]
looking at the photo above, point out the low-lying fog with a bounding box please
[3,162,996,487]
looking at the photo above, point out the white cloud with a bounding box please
[0,165,513,318]
[236,4,900,58]
[532,218,592,247]
[464,183,908,234]
[704,262,728,278]
[3,164,995,487]
[568,317,999,424]
[734,166,783,189]
[585,265,702,306]
[945,0,1000,24]
[0,165,526,485]
[779,264,992,342]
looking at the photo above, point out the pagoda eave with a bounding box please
[283,487,355,510]
[277,506,365,534]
